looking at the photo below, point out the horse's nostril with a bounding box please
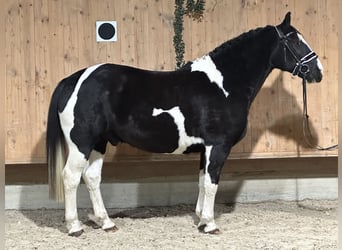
[317,75,323,82]
[314,72,323,83]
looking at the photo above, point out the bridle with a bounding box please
[274,26,338,151]
[274,26,318,78]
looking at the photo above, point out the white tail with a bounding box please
[48,140,66,202]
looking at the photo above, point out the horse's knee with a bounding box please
[83,167,102,190]
[63,158,86,190]
[83,151,104,190]
[63,168,81,190]
[204,179,218,195]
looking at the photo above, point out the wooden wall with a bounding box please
[4,0,338,164]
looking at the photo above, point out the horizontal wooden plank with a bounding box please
[5,149,338,164]
[5,157,337,185]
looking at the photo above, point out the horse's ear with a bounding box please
[280,12,291,27]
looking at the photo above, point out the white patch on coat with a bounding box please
[59,64,104,152]
[191,55,229,97]
[297,33,323,72]
[152,106,204,154]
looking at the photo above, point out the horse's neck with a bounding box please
[210,26,277,103]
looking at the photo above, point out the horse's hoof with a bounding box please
[68,229,84,237]
[207,228,221,235]
[198,225,221,234]
[104,225,119,233]
[198,224,206,232]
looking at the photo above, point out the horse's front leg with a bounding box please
[196,144,230,234]
[82,150,117,232]
[195,151,206,219]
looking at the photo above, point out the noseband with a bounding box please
[274,26,318,77]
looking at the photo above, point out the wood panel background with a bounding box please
[4,0,338,164]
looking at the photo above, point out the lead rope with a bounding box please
[301,77,338,150]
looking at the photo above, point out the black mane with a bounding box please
[181,25,275,72]
[209,25,274,58]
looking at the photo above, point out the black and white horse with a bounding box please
[47,12,323,236]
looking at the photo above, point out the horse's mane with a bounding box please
[209,25,273,57]
[179,25,273,71]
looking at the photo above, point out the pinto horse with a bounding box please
[47,12,323,236]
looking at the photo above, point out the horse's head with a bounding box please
[271,12,323,83]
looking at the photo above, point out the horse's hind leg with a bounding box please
[82,150,117,232]
[63,148,88,236]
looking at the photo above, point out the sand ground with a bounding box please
[5,200,337,250]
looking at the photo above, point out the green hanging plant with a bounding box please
[173,0,186,69]
[185,0,205,21]
[173,0,205,69]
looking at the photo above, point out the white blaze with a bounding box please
[297,33,323,73]
[316,57,324,72]
[191,55,229,97]
[297,33,312,50]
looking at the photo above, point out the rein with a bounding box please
[275,26,338,151]
[301,77,338,151]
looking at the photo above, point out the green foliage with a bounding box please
[185,0,205,21]
[173,0,185,69]
[173,0,205,69]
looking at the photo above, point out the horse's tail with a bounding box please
[46,81,66,202]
